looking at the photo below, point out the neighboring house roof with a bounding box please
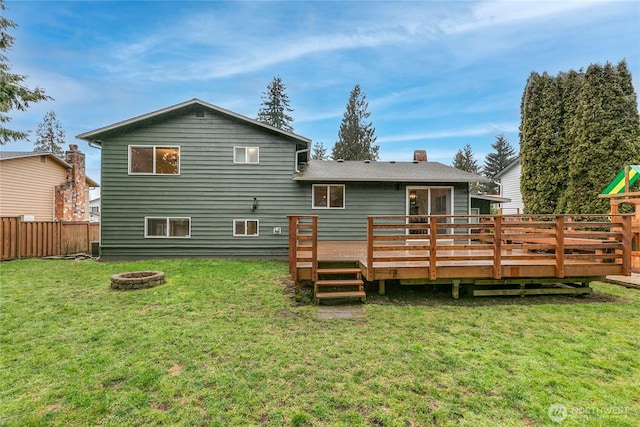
[0,151,100,187]
[1,151,70,167]
[294,160,490,183]
[76,98,312,145]
[470,194,512,203]
[493,156,520,180]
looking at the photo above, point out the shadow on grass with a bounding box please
[282,276,632,307]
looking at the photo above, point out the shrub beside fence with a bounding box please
[0,217,99,261]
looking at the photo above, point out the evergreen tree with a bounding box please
[0,0,52,143]
[564,61,640,214]
[520,72,565,214]
[519,60,640,215]
[311,142,328,160]
[452,144,480,194]
[482,134,516,194]
[331,85,379,161]
[256,76,294,132]
[33,110,65,157]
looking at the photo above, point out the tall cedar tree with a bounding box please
[332,85,379,161]
[33,110,65,157]
[520,61,640,215]
[520,72,566,214]
[256,76,294,132]
[311,142,329,160]
[564,61,640,213]
[0,0,51,143]
[482,134,516,194]
[452,144,481,194]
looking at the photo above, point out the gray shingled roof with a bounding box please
[294,160,490,183]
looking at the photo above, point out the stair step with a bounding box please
[316,279,364,287]
[315,291,366,300]
[317,268,361,275]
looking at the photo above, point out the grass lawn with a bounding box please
[1,258,639,426]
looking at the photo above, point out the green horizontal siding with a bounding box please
[100,109,471,259]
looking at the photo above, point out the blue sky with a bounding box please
[3,0,639,191]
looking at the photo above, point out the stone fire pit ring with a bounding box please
[110,271,165,290]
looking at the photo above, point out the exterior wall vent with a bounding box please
[363,160,371,163]
[195,107,205,118]
[337,158,344,162]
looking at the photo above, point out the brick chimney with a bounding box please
[55,144,89,221]
[413,150,427,162]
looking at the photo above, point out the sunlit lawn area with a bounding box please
[1,258,639,426]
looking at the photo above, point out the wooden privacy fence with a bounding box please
[0,217,99,261]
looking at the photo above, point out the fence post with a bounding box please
[16,216,22,260]
[86,222,91,254]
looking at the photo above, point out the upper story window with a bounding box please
[129,146,180,175]
[312,184,345,209]
[145,217,191,238]
[234,147,259,164]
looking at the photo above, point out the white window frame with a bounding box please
[312,184,345,209]
[233,219,259,237]
[144,217,191,238]
[129,145,181,175]
[233,146,259,164]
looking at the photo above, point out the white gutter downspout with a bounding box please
[88,141,102,150]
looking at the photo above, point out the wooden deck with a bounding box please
[288,214,633,299]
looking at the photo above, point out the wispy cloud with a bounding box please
[379,122,519,144]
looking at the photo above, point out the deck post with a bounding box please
[452,280,460,299]
[493,215,502,279]
[621,214,632,275]
[379,279,385,295]
[287,215,297,281]
[555,215,565,278]
[367,216,374,281]
[429,217,437,280]
[311,216,318,282]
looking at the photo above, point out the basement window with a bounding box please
[234,147,259,164]
[129,146,180,175]
[312,184,345,209]
[233,219,259,237]
[145,217,191,238]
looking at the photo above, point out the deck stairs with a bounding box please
[314,261,366,304]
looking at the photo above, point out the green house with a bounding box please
[77,99,488,260]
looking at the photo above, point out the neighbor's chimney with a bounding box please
[413,150,427,162]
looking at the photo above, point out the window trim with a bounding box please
[129,145,181,175]
[312,184,346,209]
[233,219,260,237]
[144,217,191,238]
[233,146,260,164]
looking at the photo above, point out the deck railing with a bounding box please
[366,214,632,281]
[287,214,632,283]
[287,215,318,282]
